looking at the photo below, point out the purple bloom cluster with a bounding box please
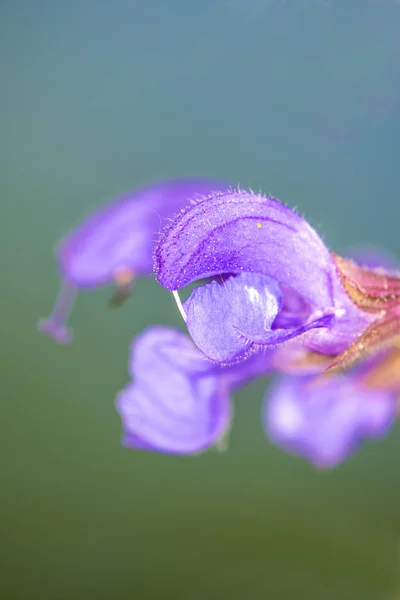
[39,179,400,468]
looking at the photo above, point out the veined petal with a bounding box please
[116,326,232,454]
[116,326,276,454]
[155,189,335,309]
[183,272,334,364]
[155,189,375,356]
[263,372,396,469]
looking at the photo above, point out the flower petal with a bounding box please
[38,178,227,343]
[116,326,232,454]
[183,272,334,364]
[263,373,396,468]
[59,178,228,288]
[155,189,374,355]
[305,248,400,357]
[155,189,335,308]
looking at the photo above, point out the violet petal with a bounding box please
[183,272,334,364]
[263,373,396,468]
[155,189,374,355]
[38,178,227,343]
[155,189,336,309]
[116,326,232,454]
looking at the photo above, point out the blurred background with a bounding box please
[2,1,400,598]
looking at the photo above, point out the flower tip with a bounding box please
[37,318,73,344]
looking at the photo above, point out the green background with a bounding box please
[2,1,400,598]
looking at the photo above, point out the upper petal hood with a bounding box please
[155,189,335,309]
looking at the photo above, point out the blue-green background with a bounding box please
[2,1,400,598]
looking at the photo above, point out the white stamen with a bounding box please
[172,290,187,322]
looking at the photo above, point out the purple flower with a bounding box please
[154,189,374,364]
[183,271,333,364]
[117,245,399,466]
[37,178,227,343]
[37,173,399,467]
[264,371,397,469]
[116,325,397,466]
[116,327,236,454]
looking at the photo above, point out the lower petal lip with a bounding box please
[115,326,235,455]
[263,372,397,468]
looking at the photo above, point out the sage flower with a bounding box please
[116,325,397,466]
[154,189,374,364]
[37,178,227,343]
[116,327,240,454]
[155,189,400,381]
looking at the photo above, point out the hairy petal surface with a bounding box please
[156,189,335,308]
[263,373,396,468]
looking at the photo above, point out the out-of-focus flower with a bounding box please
[115,325,397,467]
[37,178,227,343]
[155,188,400,383]
[264,369,397,469]
[116,326,271,454]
